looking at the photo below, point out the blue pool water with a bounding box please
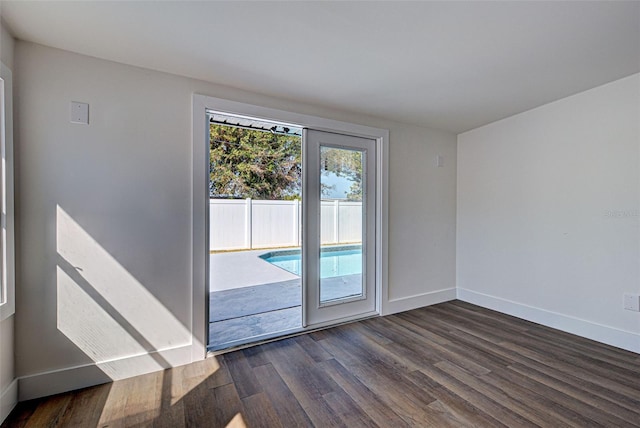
[261,247,362,278]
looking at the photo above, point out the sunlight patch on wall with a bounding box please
[57,266,148,361]
[56,205,191,378]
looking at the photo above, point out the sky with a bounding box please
[322,171,355,200]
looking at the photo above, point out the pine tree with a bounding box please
[209,124,302,199]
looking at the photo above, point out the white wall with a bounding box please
[457,74,640,353]
[387,124,457,309]
[15,41,457,399]
[0,21,12,71]
[0,17,16,425]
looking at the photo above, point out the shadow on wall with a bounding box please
[52,206,245,425]
[55,205,193,379]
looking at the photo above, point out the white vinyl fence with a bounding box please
[210,198,362,251]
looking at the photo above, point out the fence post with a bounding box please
[334,199,339,244]
[299,200,303,246]
[245,197,252,250]
[293,199,300,247]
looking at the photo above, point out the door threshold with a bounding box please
[207,326,305,356]
[207,311,379,357]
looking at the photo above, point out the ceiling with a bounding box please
[2,1,639,133]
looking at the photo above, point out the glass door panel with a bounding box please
[303,129,377,327]
[319,146,365,305]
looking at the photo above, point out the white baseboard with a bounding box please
[1,378,18,424]
[19,344,193,401]
[383,287,456,315]
[457,288,640,354]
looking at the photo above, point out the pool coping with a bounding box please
[258,243,362,260]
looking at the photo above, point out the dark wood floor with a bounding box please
[4,300,640,427]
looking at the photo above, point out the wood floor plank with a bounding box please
[375,316,492,376]
[259,339,345,426]
[322,390,378,428]
[4,301,640,428]
[181,355,232,391]
[451,300,639,372]
[308,328,332,342]
[122,370,162,426]
[435,360,570,427]
[508,362,640,425]
[153,366,187,427]
[329,323,423,373]
[318,358,409,428]
[430,305,532,347]
[499,341,640,401]
[521,327,640,374]
[261,339,337,397]
[293,332,333,362]
[390,312,454,346]
[252,363,314,427]
[96,378,132,428]
[55,384,110,427]
[354,319,443,367]
[16,394,72,428]
[222,351,263,399]
[0,401,35,428]
[239,392,283,428]
[396,311,513,367]
[443,322,640,416]
[347,319,395,346]
[318,334,456,426]
[442,300,531,333]
[530,320,640,361]
[408,369,508,428]
[207,383,243,428]
[417,363,537,428]
[480,370,597,427]
[510,333,640,386]
[241,345,271,368]
[395,311,518,370]
[433,316,640,418]
[151,399,185,428]
[398,318,608,426]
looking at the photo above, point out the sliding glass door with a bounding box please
[199,101,383,352]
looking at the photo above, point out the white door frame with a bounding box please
[191,94,389,359]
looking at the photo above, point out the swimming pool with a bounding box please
[260,246,362,278]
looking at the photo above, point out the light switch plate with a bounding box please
[70,101,89,124]
[623,293,640,311]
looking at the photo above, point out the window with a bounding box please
[0,61,15,320]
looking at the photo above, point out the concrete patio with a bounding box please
[209,248,301,350]
[208,248,362,350]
